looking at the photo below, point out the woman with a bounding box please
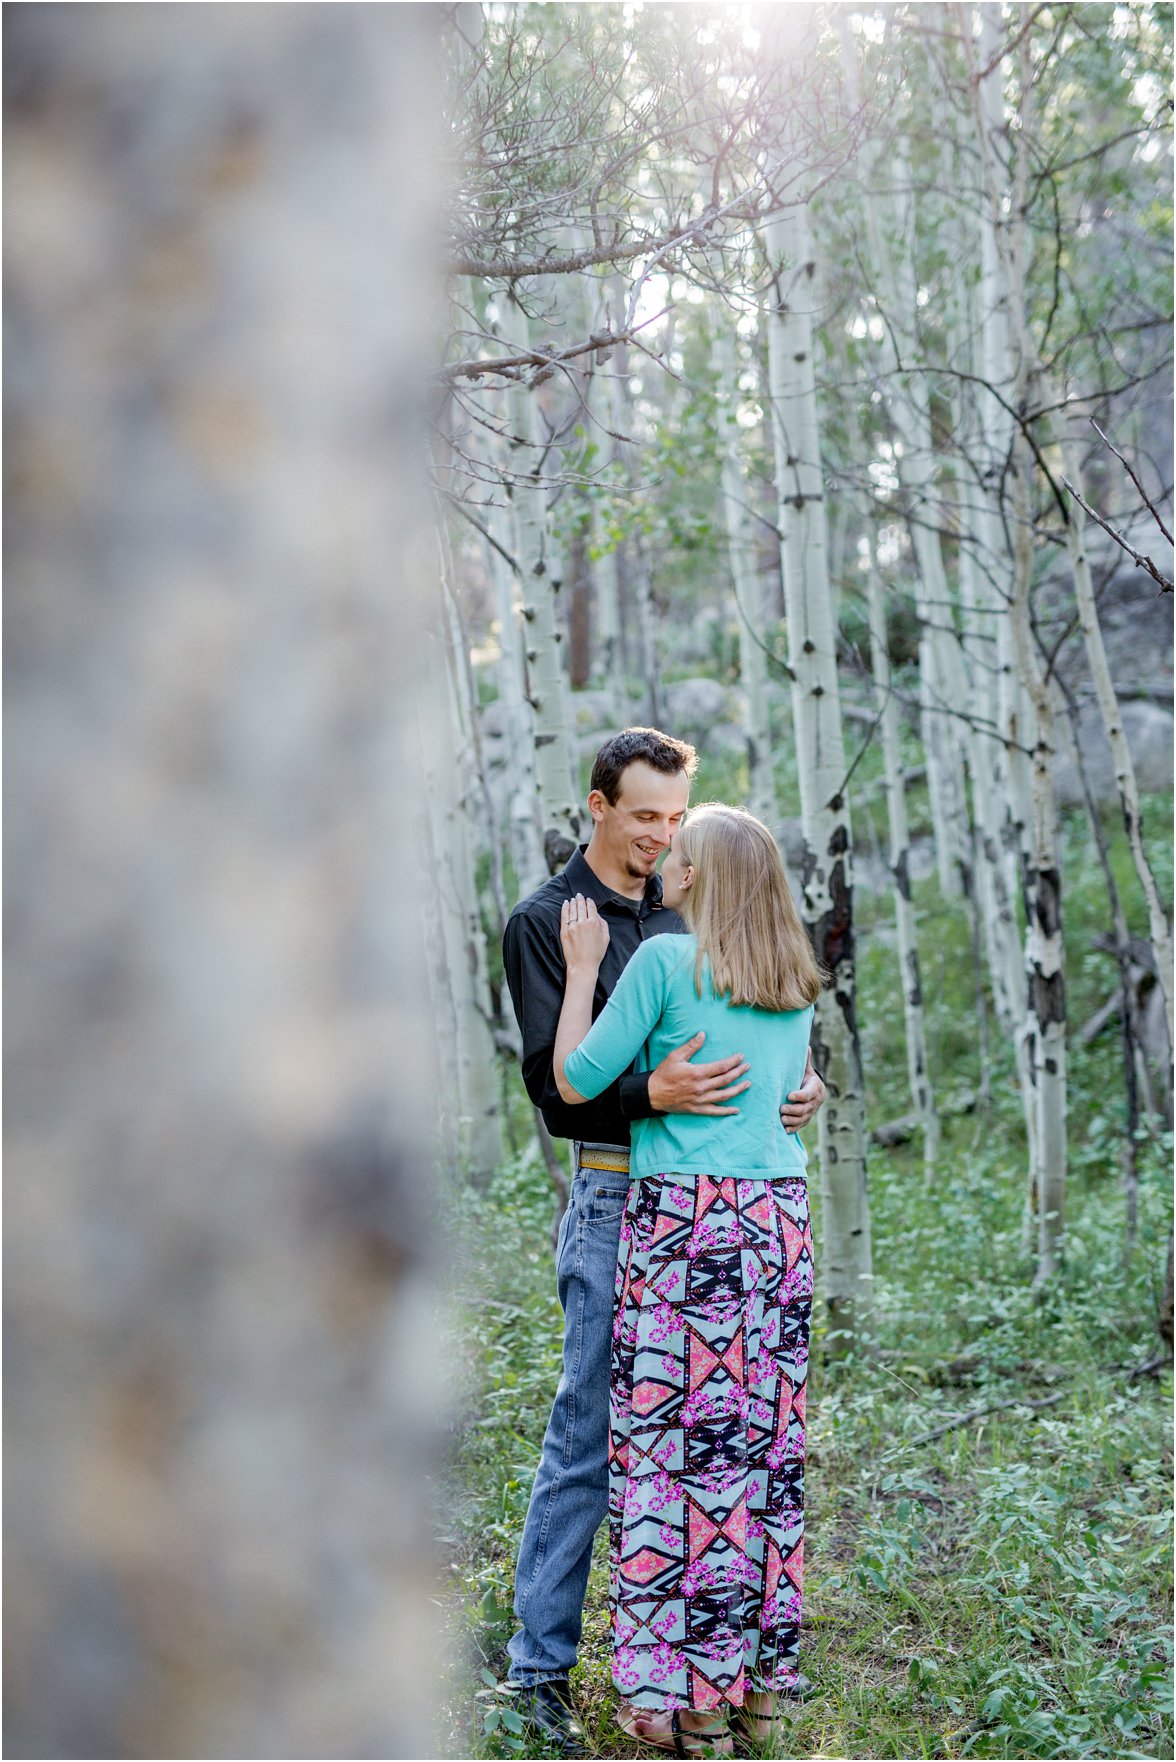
[554,804,822,1758]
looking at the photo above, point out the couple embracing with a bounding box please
[502,728,826,1757]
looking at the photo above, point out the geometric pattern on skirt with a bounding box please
[608,1173,814,1711]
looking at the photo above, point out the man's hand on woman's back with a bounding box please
[647,1031,751,1116]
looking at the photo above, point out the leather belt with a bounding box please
[576,1145,631,1174]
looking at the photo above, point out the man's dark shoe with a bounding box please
[514,1678,588,1757]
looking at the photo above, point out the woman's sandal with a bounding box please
[617,1700,734,1757]
[730,1682,812,1754]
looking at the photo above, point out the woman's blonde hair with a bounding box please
[675,804,823,1011]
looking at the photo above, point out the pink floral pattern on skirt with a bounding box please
[608,1173,813,1712]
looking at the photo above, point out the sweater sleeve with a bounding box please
[563,939,666,1100]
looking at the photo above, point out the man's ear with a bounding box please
[586,788,607,824]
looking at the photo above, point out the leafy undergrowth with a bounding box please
[435,1107,1172,1761]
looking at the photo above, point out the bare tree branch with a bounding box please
[1061,476,1173,594]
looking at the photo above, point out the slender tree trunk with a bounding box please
[1009,429,1067,1285]
[633,535,663,729]
[439,523,509,940]
[1059,430,1174,1065]
[764,185,873,1338]
[975,8,1069,1278]
[837,22,972,902]
[713,321,778,828]
[830,316,939,1175]
[590,276,628,720]
[964,0,1049,1234]
[866,542,940,1180]
[507,305,581,866]
[567,517,592,689]
[488,497,547,902]
[1053,673,1142,1258]
[423,583,505,1186]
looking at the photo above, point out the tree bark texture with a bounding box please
[4,7,445,1757]
[507,306,582,866]
[713,321,779,831]
[487,497,548,903]
[764,185,873,1336]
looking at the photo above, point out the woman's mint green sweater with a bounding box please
[564,932,815,1181]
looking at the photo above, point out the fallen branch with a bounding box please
[897,1349,1171,1449]
[871,1091,978,1147]
[902,1387,1070,1448]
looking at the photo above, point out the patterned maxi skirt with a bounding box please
[608,1172,813,1712]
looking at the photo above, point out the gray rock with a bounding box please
[853,836,938,896]
[706,721,750,757]
[1054,698,1173,807]
[663,676,731,742]
[569,687,619,732]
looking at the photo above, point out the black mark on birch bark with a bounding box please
[1034,867,1061,938]
[815,858,854,973]
[1032,966,1066,1027]
[893,847,910,900]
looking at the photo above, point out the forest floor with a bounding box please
[434,794,1174,1762]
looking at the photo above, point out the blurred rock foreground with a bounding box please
[5,7,445,1757]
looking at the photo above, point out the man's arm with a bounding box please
[504,906,753,1121]
[646,1032,751,1116]
[503,906,574,1118]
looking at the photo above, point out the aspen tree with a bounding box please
[506,298,582,866]
[965,3,1069,1278]
[1059,429,1173,1065]
[589,276,627,721]
[836,365,940,1179]
[713,319,778,829]
[425,552,505,1185]
[837,22,972,903]
[487,497,547,902]
[760,20,872,1331]
[944,195,1027,1062]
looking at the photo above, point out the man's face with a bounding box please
[588,761,691,886]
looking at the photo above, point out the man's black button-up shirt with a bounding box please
[503,844,687,1144]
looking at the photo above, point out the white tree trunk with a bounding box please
[5,6,444,1753]
[837,22,972,902]
[423,575,505,1185]
[591,276,628,720]
[967,5,1068,1278]
[958,2,1046,1216]
[1061,445,1173,1066]
[713,322,778,828]
[488,498,547,902]
[764,189,873,1335]
[506,307,581,863]
[1008,428,1067,1282]
[866,541,940,1179]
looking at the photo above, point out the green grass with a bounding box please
[436,794,1173,1760]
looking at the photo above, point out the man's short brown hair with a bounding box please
[589,727,699,806]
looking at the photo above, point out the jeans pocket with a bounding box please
[584,1184,628,1225]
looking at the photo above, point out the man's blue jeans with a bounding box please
[507,1154,629,1685]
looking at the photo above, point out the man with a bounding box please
[501,728,826,1754]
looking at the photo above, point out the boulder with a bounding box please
[663,676,731,743]
[569,687,619,733]
[1054,698,1173,807]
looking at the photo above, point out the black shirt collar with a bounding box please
[564,844,664,916]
